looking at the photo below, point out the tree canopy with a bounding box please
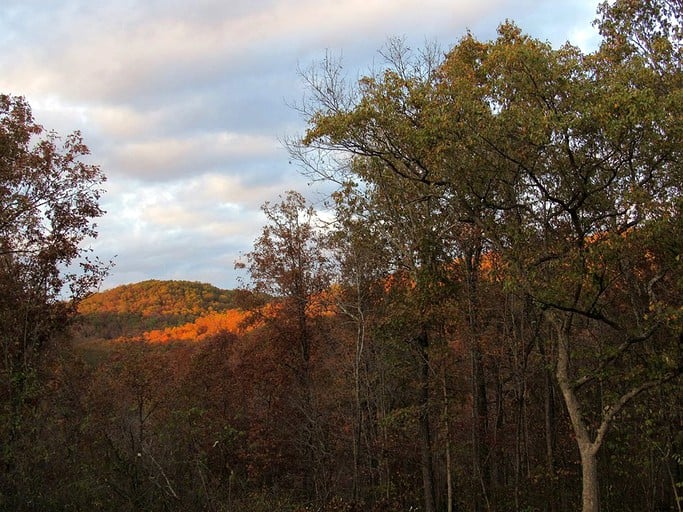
[295,2,682,510]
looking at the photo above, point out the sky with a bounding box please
[1,0,601,291]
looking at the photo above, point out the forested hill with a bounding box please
[79,279,242,317]
[76,280,254,340]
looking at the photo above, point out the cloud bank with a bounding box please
[0,0,600,289]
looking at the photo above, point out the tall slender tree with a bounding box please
[237,190,333,501]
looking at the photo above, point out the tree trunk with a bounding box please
[465,247,489,511]
[539,339,558,512]
[296,301,317,499]
[555,319,600,512]
[471,337,490,511]
[544,369,560,512]
[417,332,437,512]
[352,315,364,502]
[578,444,600,512]
[442,370,457,512]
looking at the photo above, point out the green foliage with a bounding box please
[79,279,244,317]
[296,2,682,511]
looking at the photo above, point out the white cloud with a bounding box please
[91,170,298,288]
[1,0,601,290]
[2,0,511,104]
[88,105,166,139]
[110,131,278,178]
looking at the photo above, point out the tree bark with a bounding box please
[578,444,600,512]
[417,332,437,512]
[442,370,457,512]
[555,320,600,512]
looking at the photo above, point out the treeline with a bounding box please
[1,1,682,511]
[0,269,679,511]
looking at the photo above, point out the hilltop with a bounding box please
[75,279,258,342]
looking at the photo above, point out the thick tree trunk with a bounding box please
[578,445,600,512]
[555,320,600,512]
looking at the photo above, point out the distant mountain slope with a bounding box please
[79,279,242,316]
[76,280,254,340]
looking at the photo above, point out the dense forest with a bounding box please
[1,0,682,511]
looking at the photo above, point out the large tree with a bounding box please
[448,22,681,512]
[296,2,682,510]
[0,94,109,506]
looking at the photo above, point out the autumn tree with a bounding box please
[325,183,396,503]
[295,2,682,509]
[326,178,465,509]
[237,190,334,501]
[0,94,109,506]
[436,11,682,511]
[295,41,505,511]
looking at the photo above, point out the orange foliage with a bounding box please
[143,309,249,344]
[306,288,338,317]
[79,279,242,317]
[382,269,414,292]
